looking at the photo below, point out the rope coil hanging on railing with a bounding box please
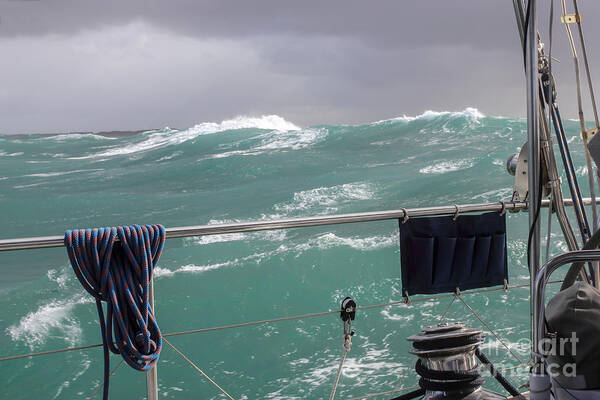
[65,224,166,400]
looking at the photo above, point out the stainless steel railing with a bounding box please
[0,198,597,252]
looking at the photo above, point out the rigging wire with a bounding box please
[164,338,235,400]
[560,0,599,232]
[87,359,124,400]
[456,294,524,364]
[522,0,532,68]
[571,0,600,128]
[571,0,600,286]
[437,295,456,323]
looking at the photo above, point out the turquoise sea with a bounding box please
[0,109,591,399]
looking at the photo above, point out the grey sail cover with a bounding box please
[545,281,600,389]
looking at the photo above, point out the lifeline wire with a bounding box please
[1,281,561,363]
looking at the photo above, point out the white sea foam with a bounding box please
[156,151,183,162]
[191,115,300,133]
[42,133,113,141]
[471,187,513,201]
[71,115,300,159]
[576,165,588,176]
[376,107,485,124]
[0,151,24,157]
[419,159,474,174]
[154,261,237,278]
[189,232,248,245]
[157,232,393,279]
[152,266,176,278]
[13,182,45,189]
[182,220,288,246]
[274,182,376,214]
[270,347,405,398]
[7,295,92,349]
[253,128,324,151]
[380,309,415,322]
[23,168,103,178]
[200,128,327,160]
[53,357,91,399]
[47,268,71,289]
[177,261,235,273]
[295,233,396,252]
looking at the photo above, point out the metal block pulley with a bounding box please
[507,142,550,203]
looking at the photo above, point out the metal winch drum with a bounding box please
[407,323,505,400]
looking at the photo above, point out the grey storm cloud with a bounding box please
[1,0,600,134]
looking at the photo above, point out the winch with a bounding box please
[405,322,506,400]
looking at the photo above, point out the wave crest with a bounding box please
[376,107,486,124]
[188,115,300,133]
[71,115,300,159]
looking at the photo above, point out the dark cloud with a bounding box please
[0,1,516,49]
[0,1,599,133]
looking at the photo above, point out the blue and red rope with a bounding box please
[65,224,165,400]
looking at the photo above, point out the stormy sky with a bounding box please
[1,0,600,134]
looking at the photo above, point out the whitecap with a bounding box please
[156,151,183,162]
[158,232,393,279]
[375,107,486,124]
[280,348,405,396]
[154,261,237,278]
[47,268,71,289]
[23,168,103,178]
[190,115,299,133]
[576,165,588,176]
[199,128,326,161]
[419,159,474,174]
[253,128,325,151]
[380,309,415,322]
[13,182,45,189]
[187,232,248,245]
[7,295,92,349]
[152,266,176,278]
[182,220,287,246]
[71,115,300,159]
[0,151,24,157]
[471,187,513,201]
[274,182,376,215]
[295,233,396,252]
[177,261,235,273]
[39,133,114,141]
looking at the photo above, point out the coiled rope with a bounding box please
[65,225,166,400]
